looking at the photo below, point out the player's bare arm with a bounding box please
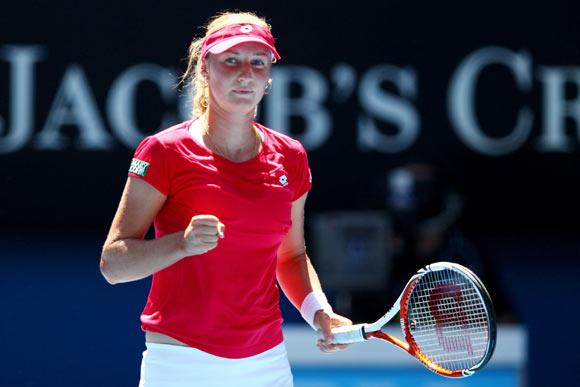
[276,192,352,352]
[100,177,224,284]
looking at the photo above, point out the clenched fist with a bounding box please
[182,215,225,256]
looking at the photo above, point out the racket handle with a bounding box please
[331,323,368,344]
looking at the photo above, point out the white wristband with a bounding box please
[300,290,333,330]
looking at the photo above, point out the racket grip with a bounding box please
[331,323,368,344]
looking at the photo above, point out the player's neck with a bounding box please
[197,111,261,162]
[204,109,255,145]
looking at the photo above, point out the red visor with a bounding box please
[201,23,281,62]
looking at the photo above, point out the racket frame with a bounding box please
[331,262,497,378]
[401,262,497,377]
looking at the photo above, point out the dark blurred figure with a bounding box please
[351,163,515,323]
[386,163,466,286]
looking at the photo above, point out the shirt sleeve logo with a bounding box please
[129,158,150,177]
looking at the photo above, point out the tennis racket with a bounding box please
[331,262,496,377]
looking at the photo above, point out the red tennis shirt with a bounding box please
[127,120,312,358]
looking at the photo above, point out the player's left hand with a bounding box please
[314,310,353,353]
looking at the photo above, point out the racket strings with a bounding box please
[405,268,491,372]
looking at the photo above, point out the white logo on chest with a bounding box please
[279,175,288,187]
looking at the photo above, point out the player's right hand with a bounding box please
[182,215,225,256]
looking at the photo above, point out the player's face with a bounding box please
[205,42,272,115]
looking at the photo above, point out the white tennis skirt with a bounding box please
[138,341,293,387]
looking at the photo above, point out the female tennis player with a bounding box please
[99,11,351,387]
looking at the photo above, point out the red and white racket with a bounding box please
[331,262,496,377]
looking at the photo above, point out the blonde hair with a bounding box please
[181,11,273,117]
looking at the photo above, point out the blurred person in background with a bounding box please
[349,162,514,323]
[99,10,350,387]
[384,162,514,322]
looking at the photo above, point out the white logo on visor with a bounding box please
[240,25,253,33]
